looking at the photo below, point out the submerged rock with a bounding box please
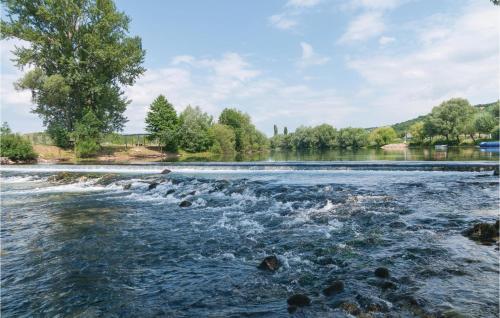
[287,294,311,307]
[161,169,171,174]
[338,302,361,315]
[123,183,132,190]
[463,221,499,243]
[258,255,280,271]
[179,200,192,208]
[323,280,344,296]
[166,189,175,195]
[374,267,390,279]
[148,182,159,191]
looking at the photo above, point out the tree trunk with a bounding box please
[469,134,476,143]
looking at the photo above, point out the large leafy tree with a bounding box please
[368,126,397,147]
[218,108,267,153]
[178,105,213,153]
[1,0,145,147]
[424,98,475,143]
[145,95,179,152]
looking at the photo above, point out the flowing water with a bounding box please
[1,163,499,317]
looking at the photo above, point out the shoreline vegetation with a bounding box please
[0,0,498,164]
[1,98,499,164]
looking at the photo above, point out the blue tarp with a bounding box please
[479,141,500,148]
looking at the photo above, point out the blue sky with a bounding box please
[1,0,498,135]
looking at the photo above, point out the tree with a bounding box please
[408,122,425,145]
[273,124,278,137]
[178,105,213,152]
[0,122,37,161]
[491,125,500,140]
[338,128,368,148]
[424,98,475,143]
[474,112,496,135]
[209,124,235,154]
[72,109,102,158]
[284,127,288,135]
[145,95,179,152]
[368,127,397,147]
[218,108,268,153]
[1,0,145,144]
[314,124,338,149]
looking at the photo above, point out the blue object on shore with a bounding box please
[479,141,500,148]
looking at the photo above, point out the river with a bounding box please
[1,162,499,317]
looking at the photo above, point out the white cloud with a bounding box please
[171,55,195,65]
[269,13,298,30]
[338,12,385,43]
[378,36,395,45]
[286,0,321,8]
[297,42,330,68]
[346,2,499,126]
[345,0,401,11]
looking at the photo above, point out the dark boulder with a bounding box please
[161,169,171,174]
[323,280,344,296]
[258,255,280,271]
[166,189,175,195]
[179,200,192,208]
[287,294,311,307]
[148,182,159,190]
[380,281,397,290]
[374,267,390,279]
[463,221,499,243]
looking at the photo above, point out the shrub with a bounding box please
[0,123,37,161]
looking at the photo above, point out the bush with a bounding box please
[47,123,71,148]
[368,126,397,147]
[0,123,37,161]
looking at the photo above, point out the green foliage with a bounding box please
[491,125,500,140]
[368,127,397,147]
[209,124,235,154]
[0,123,37,161]
[72,109,102,158]
[338,128,368,148]
[273,125,278,136]
[474,112,496,134]
[314,124,338,149]
[408,122,425,144]
[145,95,179,152]
[46,123,71,148]
[284,127,288,135]
[1,0,145,135]
[218,108,267,153]
[423,98,475,142]
[178,106,213,152]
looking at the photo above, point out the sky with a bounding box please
[1,0,499,135]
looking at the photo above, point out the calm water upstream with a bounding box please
[1,163,499,317]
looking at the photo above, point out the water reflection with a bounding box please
[169,147,499,162]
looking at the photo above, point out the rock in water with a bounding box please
[374,267,390,279]
[148,182,159,190]
[179,200,192,208]
[287,294,311,307]
[323,280,344,296]
[463,221,499,242]
[258,255,280,271]
[166,189,175,195]
[123,183,132,190]
[161,169,171,174]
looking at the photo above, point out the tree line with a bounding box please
[406,99,499,145]
[145,95,268,154]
